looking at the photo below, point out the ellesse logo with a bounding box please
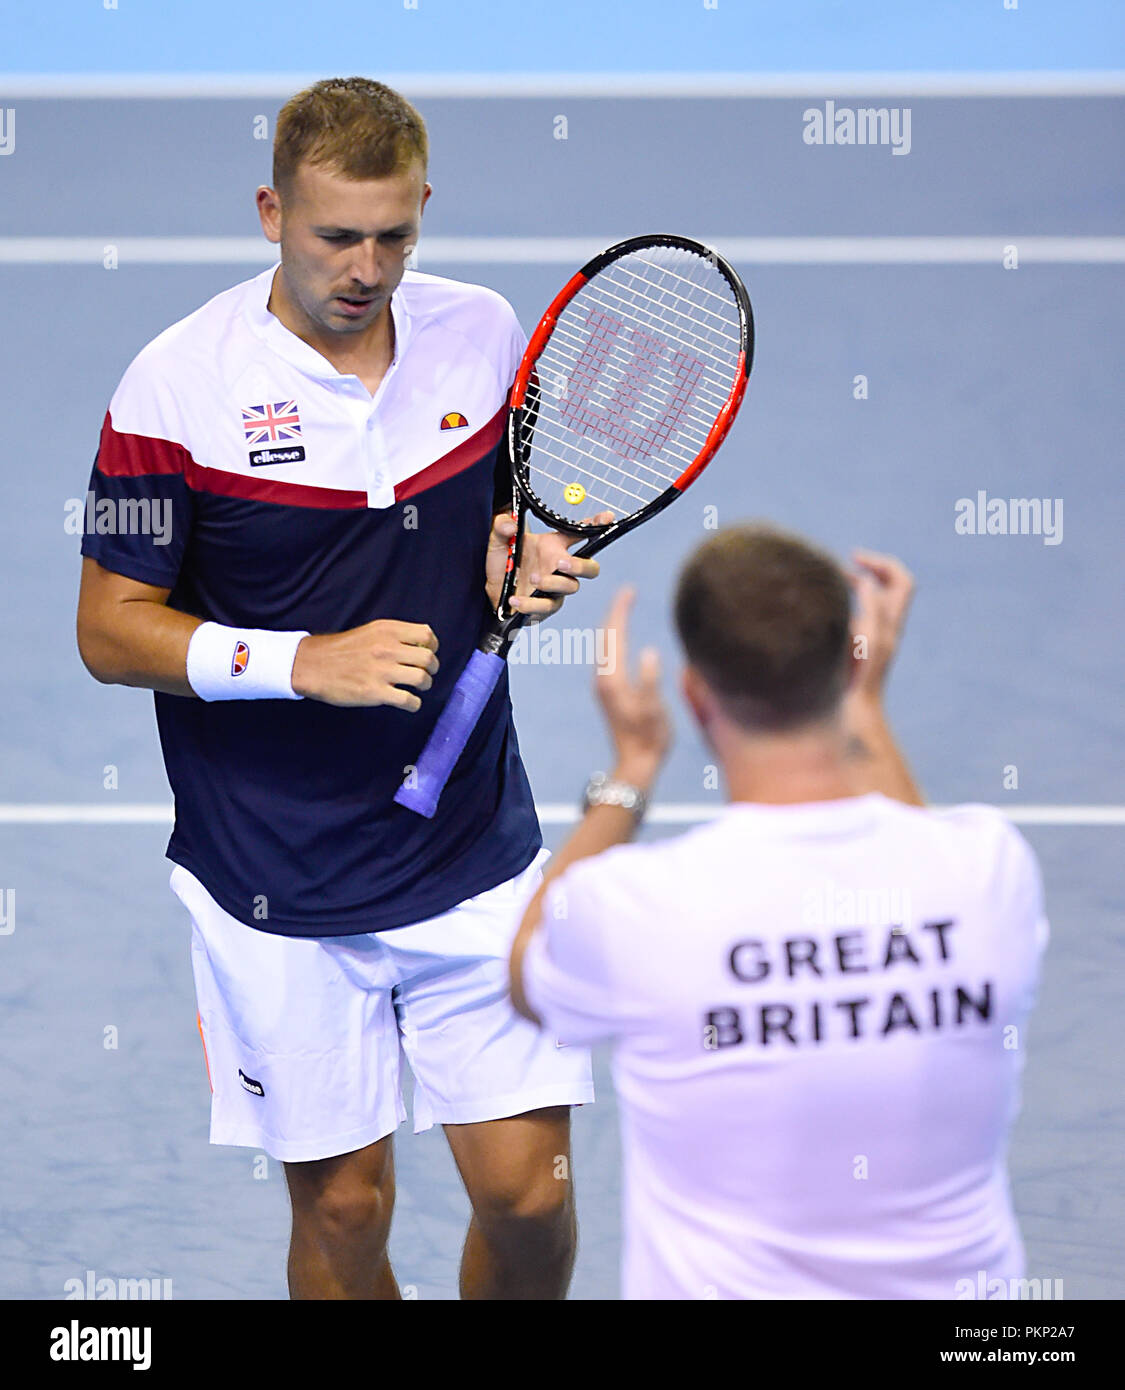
[231,641,250,677]
[440,412,469,430]
[249,444,306,467]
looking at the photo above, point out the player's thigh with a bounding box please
[444,1106,574,1223]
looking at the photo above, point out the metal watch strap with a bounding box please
[581,771,648,822]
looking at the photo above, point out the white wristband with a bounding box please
[186,622,309,702]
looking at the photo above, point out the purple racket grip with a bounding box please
[394,649,506,818]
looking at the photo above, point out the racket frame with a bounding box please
[488,233,753,657]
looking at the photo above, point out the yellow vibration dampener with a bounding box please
[563,483,586,506]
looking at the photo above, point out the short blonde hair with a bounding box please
[273,77,429,193]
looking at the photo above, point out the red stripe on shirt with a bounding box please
[96,411,190,477]
[394,401,507,503]
[96,412,368,509]
[96,400,507,511]
[187,464,368,509]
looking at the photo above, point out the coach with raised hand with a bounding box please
[512,524,1048,1300]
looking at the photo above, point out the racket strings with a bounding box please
[518,389,657,513]
[545,322,731,421]
[523,381,689,487]
[533,352,727,461]
[519,433,663,508]
[582,272,742,368]
[522,245,743,521]
[546,278,739,402]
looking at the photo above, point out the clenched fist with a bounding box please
[291,620,439,710]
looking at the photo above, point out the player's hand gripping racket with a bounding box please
[394,233,754,817]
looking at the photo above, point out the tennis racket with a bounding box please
[394,233,754,818]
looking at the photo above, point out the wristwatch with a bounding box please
[581,771,648,823]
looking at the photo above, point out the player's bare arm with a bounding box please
[843,549,925,806]
[78,556,438,710]
[510,586,671,1020]
[77,558,200,696]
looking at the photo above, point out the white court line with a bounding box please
[0,804,1122,827]
[1,71,1124,98]
[0,805,175,824]
[0,237,278,264]
[2,236,1125,266]
[546,805,1125,827]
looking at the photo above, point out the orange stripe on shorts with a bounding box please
[196,1011,214,1094]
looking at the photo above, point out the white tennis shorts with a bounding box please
[171,850,595,1163]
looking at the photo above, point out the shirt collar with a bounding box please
[719,791,894,834]
[243,263,412,386]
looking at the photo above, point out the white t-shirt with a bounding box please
[522,794,1048,1300]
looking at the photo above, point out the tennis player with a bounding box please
[512,526,1048,1300]
[76,78,605,1300]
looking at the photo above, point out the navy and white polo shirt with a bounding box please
[81,264,542,938]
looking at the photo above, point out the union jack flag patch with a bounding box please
[242,401,302,444]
